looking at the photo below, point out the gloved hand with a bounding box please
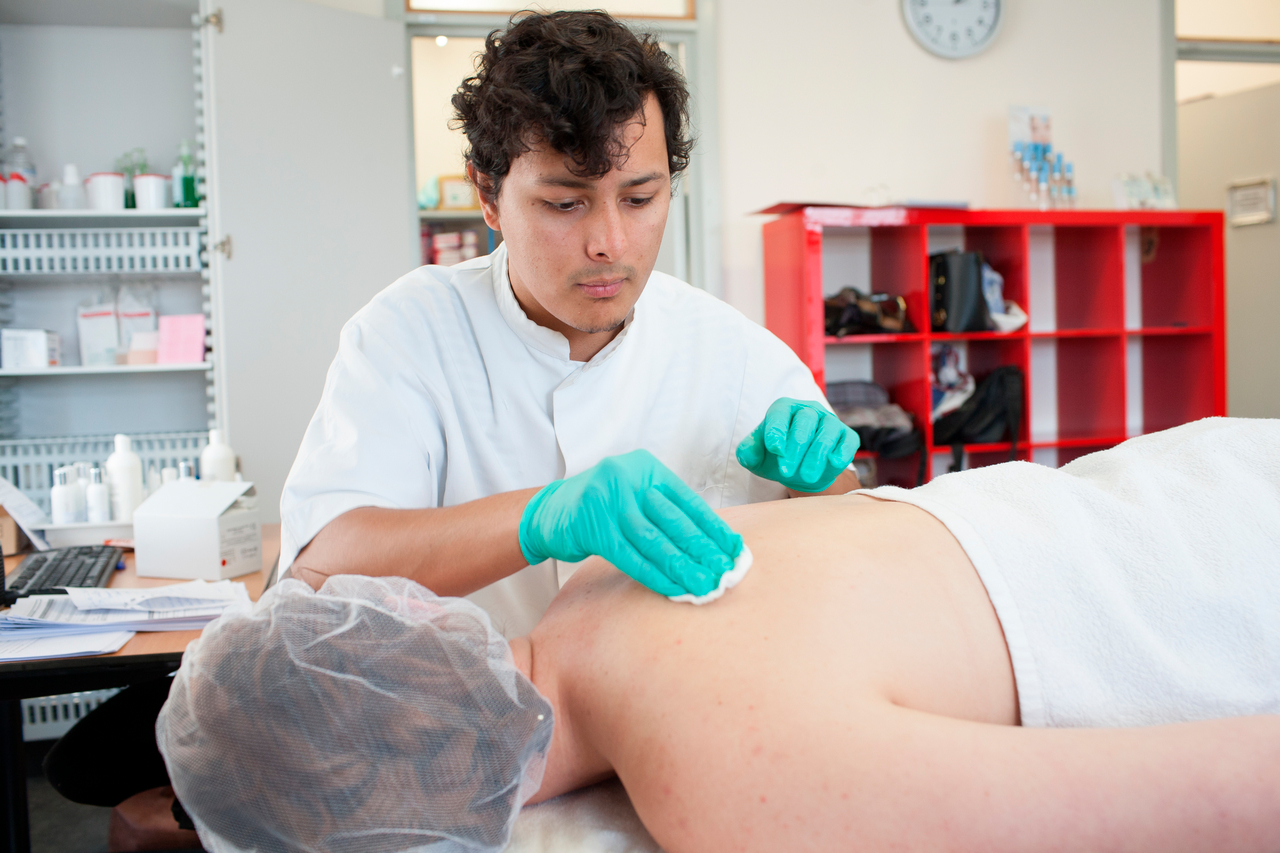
[736,397,860,493]
[519,449,743,598]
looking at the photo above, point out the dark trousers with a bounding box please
[43,677,173,808]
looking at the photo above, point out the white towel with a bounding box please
[860,417,1280,728]
[505,779,662,853]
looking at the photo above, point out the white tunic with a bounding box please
[279,243,826,637]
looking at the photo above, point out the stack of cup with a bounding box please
[133,174,170,210]
[86,172,125,210]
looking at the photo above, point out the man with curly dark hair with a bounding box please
[40,11,863,837]
[279,10,863,638]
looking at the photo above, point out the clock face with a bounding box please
[902,0,1002,60]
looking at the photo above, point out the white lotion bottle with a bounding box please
[50,469,78,525]
[75,462,90,523]
[106,434,144,523]
[86,467,111,523]
[200,429,236,481]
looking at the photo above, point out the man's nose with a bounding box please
[585,201,626,262]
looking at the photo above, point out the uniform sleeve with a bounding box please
[730,325,839,503]
[278,316,444,572]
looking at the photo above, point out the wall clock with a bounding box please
[901,0,1003,60]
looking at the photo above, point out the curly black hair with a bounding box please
[451,10,693,202]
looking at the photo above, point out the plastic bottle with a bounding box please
[5,138,36,185]
[172,141,197,208]
[86,467,111,523]
[58,164,86,210]
[75,462,91,522]
[200,429,237,481]
[1010,141,1024,182]
[106,434,145,523]
[1064,163,1076,209]
[51,469,78,526]
[178,460,194,480]
[5,173,30,210]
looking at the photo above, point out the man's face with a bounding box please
[477,94,671,351]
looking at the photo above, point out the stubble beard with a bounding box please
[564,265,638,335]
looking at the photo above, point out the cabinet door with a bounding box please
[204,0,416,521]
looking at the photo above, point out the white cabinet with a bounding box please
[0,0,418,517]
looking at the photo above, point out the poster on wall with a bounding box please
[1226,178,1276,227]
[1008,106,1051,149]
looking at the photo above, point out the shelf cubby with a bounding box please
[1139,225,1217,330]
[1056,335,1126,440]
[763,206,1225,482]
[1054,226,1125,331]
[1139,333,1218,434]
[965,225,1029,312]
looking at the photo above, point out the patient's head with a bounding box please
[156,575,554,853]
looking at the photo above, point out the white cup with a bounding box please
[86,172,125,211]
[133,173,169,210]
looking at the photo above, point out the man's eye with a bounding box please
[546,201,580,212]
[626,196,654,207]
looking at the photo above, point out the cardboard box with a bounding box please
[0,507,30,555]
[1,329,61,369]
[133,480,261,580]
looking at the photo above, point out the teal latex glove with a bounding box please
[736,397,860,493]
[519,450,743,598]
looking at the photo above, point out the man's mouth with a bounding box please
[576,278,625,298]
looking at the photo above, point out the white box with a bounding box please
[133,480,262,580]
[2,329,61,369]
[33,521,132,549]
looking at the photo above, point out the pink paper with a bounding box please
[157,315,207,364]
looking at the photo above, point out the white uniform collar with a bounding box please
[490,242,637,365]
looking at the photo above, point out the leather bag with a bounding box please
[930,250,991,333]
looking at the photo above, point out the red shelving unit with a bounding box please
[761,206,1226,486]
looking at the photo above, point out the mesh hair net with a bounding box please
[156,575,554,853]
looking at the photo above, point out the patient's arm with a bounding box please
[631,702,1280,853]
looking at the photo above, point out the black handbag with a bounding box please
[930,250,990,333]
[933,365,1025,472]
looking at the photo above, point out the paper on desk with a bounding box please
[0,477,50,551]
[64,579,249,612]
[1,592,245,633]
[0,630,133,662]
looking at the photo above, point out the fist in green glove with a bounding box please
[519,450,743,598]
[736,397,860,493]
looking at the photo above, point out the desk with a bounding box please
[0,524,280,853]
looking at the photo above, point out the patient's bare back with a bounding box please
[531,494,1280,853]
[532,495,1016,848]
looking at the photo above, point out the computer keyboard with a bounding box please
[2,545,124,604]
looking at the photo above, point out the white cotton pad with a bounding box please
[667,545,754,606]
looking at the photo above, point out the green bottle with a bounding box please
[172,141,198,208]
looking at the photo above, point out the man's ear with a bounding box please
[467,163,501,232]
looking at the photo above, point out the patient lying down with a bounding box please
[158,418,1280,853]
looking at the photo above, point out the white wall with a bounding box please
[1179,81,1280,418]
[1177,0,1280,40]
[1178,61,1280,103]
[300,0,384,17]
[715,0,1166,320]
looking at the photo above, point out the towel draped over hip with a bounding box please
[861,417,1280,728]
